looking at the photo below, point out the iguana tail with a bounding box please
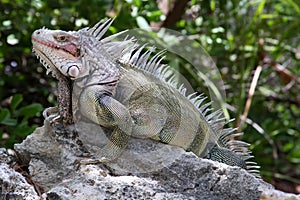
[207,127,260,176]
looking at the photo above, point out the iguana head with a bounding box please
[32,19,128,82]
[32,28,85,79]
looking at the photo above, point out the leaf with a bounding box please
[1,118,17,126]
[134,0,141,7]
[13,124,36,137]
[10,94,23,110]
[0,108,10,122]
[17,103,43,119]
[210,0,215,11]
[253,0,266,23]
[283,0,300,16]
[0,108,17,126]
[136,16,151,31]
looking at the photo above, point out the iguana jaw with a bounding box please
[32,43,57,76]
[32,29,82,79]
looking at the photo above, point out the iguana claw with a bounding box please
[43,107,61,124]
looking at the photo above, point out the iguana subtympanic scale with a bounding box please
[31,19,259,174]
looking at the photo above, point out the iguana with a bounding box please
[31,18,259,175]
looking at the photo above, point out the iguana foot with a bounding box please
[43,107,61,124]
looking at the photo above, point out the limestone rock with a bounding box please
[6,121,299,199]
[0,148,40,200]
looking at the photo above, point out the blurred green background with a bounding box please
[0,0,299,193]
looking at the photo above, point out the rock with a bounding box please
[5,120,299,199]
[0,148,40,200]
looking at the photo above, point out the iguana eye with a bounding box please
[55,35,68,42]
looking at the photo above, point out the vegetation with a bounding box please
[0,0,299,193]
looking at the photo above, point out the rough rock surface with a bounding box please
[0,120,297,199]
[0,148,40,200]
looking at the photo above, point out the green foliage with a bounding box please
[0,0,299,192]
[0,94,43,148]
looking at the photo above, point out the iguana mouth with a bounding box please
[32,35,80,57]
[32,45,65,80]
[32,46,55,76]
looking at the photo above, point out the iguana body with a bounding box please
[32,19,258,174]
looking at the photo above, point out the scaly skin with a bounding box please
[31,19,259,174]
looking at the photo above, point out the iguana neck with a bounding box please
[75,41,122,88]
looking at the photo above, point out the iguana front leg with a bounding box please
[43,67,73,125]
[78,85,133,163]
[56,75,73,125]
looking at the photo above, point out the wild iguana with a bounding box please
[31,18,259,174]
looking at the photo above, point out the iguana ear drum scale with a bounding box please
[32,18,260,176]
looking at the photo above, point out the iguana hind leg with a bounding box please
[78,85,133,163]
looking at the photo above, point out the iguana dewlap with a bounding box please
[32,19,259,175]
